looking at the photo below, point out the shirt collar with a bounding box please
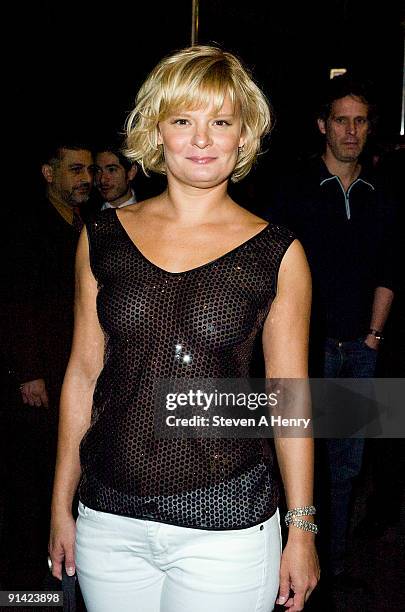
[318,157,375,190]
[102,189,136,210]
[47,192,74,225]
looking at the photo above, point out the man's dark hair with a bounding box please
[317,74,377,127]
[95,141,136,173]
[40,140,92,167]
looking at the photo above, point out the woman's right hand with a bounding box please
[49,511,77,580]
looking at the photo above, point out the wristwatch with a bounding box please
[368,328,384,341]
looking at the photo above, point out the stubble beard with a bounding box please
[108,185,131,205]
[330,140,363,164]
[66,188,90,207]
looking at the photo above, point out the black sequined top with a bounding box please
[79,209,295,529]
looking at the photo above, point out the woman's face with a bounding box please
[157,94,245,189]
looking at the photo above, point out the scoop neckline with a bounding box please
[113,208,270,276]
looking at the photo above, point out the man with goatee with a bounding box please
[0,141,93,590]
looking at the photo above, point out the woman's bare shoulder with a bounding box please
[119,195,164,219]
[230,202,268,231]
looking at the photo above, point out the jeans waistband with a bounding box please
[326,336,364,348]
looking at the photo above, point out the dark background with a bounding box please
[6,0,404,203]
[2,3,404,604]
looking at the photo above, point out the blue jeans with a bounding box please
[323,337,377,575]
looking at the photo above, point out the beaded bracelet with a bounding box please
[285,505,316,524]
[285,505,318,534]
[288,517,318,534]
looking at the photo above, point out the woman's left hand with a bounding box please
[276,535,320,610]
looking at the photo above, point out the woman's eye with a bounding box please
[173,119,189,125]
[214,120,230,126]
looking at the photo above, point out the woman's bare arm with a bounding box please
[49,229,104,579]
[263,239,319,611]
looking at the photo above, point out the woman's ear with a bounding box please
[157,125,163,146]
[239,126,247,149]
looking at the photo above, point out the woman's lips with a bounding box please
[186,157,217,164]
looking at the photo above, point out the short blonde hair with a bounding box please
[124,45,272,182]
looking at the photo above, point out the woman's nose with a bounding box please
[192,125,212,148]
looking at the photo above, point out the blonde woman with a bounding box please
[49,46,319,612]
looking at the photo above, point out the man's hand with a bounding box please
[20,378,49,407]
[364,334,380,351]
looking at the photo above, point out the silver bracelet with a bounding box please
[288,517,318,534]
[285,505,316,526]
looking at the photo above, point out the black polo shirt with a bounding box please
[270,158,397,342]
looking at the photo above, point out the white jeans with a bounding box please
[75,502,281,612]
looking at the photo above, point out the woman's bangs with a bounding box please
[160,65,236,117]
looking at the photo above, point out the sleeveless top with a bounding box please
[79,209,295,529]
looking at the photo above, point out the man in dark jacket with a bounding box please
[270,75,397,588]
[0,142,93,589]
